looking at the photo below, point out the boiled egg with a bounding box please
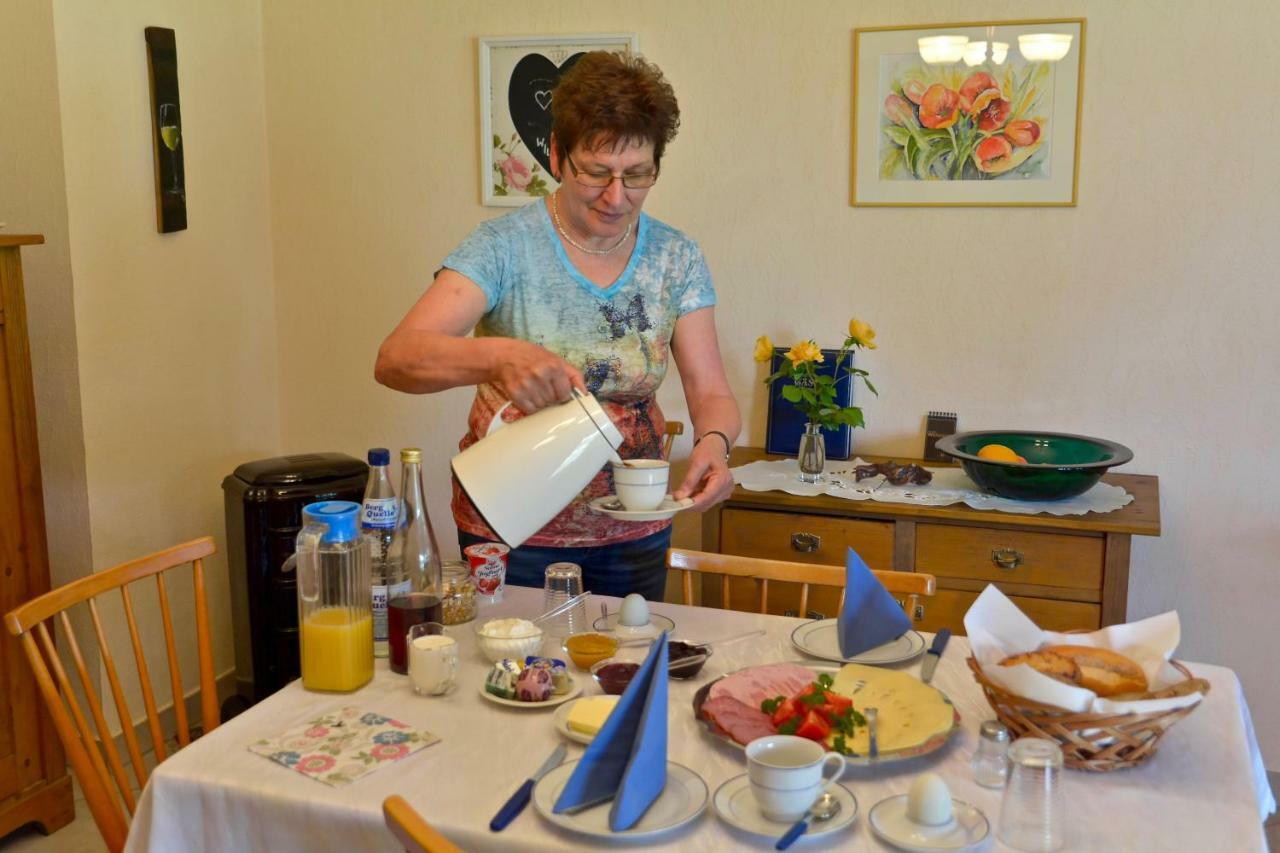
[618,593,650,627]
[906,773,953,826]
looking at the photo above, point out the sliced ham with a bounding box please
[708,662,814,710]
[701,695,776,746]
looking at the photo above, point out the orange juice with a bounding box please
[301,607,373,692]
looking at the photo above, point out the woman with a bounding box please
[375,51,740,600]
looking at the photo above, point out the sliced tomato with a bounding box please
[771,698,801,728]
[795,709,832,742]
[823,693,853,712]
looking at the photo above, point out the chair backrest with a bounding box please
[3,537,219,853]
[666,548,935,621]
[383,795,463,853]
[662,420,685,460]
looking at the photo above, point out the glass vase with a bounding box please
[797,423,826,483]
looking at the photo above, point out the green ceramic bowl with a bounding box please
[934,431,1134,501]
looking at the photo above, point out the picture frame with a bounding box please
[478,33,639,207]
[144,26,187,232]
[851,18,1085,207]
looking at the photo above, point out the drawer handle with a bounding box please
[991,548,1023,570]
[791,532,821,553]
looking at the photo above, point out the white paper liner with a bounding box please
[963,585,1203,714]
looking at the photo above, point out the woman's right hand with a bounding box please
[493,340,586,414]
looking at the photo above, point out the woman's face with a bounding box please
[551,137,656,242]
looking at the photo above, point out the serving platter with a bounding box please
[691,662,960,767]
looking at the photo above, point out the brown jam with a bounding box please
[595,662,640,695]
[668,641,710,679]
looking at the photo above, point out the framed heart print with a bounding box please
[479,34,639,206]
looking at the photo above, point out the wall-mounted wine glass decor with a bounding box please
[145,27,187,233]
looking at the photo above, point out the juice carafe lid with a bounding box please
[302,501,361,543]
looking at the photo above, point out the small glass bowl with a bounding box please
[668,641,712,679]
[562,632,619,670]
[591,658,641,695]
[474,620,544,663]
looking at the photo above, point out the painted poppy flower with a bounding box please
[1006,119,1042,147]
[974,135,1015,173]
[883,93,915,127]
[902,79,927,105]
[976,98,1012,132]
[959,72,1001,115]
[918,85,960,130]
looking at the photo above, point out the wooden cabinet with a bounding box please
[0,236,73,840]
[703,448,1160,634]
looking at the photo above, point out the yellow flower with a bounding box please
[753,335,774,363]
[848,318,877,349]
[785,340,824,366]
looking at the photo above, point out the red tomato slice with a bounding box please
[823,693,853,712]
[771,698,800,728]
[795,709,832,742]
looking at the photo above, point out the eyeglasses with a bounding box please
[564,154,659,189]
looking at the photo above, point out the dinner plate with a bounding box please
[868,794,989,851]
[551,695,620,745]
[713,773,858,841]
[588,495,695,522]
[791,620,927,665]
[691,662,960,767]
[591,611,677,636]
[531,759,709,842]
[479,675,582,709]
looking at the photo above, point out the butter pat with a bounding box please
[566,696,619,736]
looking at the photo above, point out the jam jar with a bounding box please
[440,560,477,625]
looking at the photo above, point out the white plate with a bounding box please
[712,773,858,842]
[589,495,695,522]
[531,759,709,842]
[552,695,620,745]
[591,611,677,636]
[868,794,989,852]
[479,675,582,709]
[791,620,927,665]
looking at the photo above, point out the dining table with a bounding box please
[124,585,1274,852]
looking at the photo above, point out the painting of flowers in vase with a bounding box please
[852,20,1084,206]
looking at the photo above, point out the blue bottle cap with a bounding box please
[368,447,390,466]
[302,501,361,543]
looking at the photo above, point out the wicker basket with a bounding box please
[967,656,1209,772]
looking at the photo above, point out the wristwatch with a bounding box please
[694,430,732,461]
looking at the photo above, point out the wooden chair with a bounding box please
[3,537,219,853]
[383,795,463,853]
[666,548,935,621]
[662,420,685,460]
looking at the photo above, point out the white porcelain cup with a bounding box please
[746,735,847,822]
[407,626,458,696]
[611,459,670,511]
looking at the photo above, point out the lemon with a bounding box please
[977,444,1021,463]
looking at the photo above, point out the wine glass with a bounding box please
[158,104,181,195]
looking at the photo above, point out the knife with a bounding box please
[920,628,952,684]
[489,743,566,831]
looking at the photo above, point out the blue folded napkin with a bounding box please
[553,631,668,830]
[838,547,912,657]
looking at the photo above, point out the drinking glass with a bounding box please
[407,622,456,696]
[997,737,1066,851]
[158,103,181,194]
[542,562,586,637]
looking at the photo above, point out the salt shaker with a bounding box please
[972,719,1011,787]
[998,737,1066,852]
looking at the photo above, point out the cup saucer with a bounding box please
[712,773,858,841]
[867,793,989,851]
[588,495,694,522]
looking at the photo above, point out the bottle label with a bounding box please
[372,584,389,644]
[362,497,399,530]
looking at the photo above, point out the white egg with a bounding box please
[906,773,953,826]
[618,593,650,627]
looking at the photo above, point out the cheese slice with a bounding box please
[829,663,954,754]
[566,696,619,736]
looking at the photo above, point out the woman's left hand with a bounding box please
[671,439,735,510]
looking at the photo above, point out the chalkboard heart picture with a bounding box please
[480,35,639,206]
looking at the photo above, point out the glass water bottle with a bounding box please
[386,448,444,674]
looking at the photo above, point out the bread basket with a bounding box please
[967,656,1209,771]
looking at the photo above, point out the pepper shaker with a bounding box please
[972,719,1011,787]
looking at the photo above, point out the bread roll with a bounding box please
[998,650,1080,685]
[1040,645,1147,697]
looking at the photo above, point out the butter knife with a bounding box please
[490,743,566,831]
[920,628,951,684]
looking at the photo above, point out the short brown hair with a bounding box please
[551,51,680,171]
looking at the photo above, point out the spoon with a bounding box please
[775,791,841,849]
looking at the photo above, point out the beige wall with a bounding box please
[262,0,1280,766]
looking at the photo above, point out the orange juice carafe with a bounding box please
[287,501,374,692]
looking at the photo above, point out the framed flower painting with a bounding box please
[851,19,1085,206]
[479,34,639,206]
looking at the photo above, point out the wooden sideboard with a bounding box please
[0,236,73,840]
[701,448,1161,633]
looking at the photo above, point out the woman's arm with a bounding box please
[374,270,584,412]
[669,306,742,510]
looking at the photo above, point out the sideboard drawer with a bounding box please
[916,588,1101,634]
[915,523,1103,591]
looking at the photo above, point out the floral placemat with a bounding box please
[248,706,439,787]
[732,458,1134,516]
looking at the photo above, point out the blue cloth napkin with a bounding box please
[838,547,912,657]
[553,631,668,830]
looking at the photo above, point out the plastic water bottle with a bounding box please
[362,448,402,658]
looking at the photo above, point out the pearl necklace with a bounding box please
[551,192,632,256]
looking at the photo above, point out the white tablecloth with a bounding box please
[125,588,1273,852]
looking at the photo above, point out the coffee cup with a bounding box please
[612,459,670,511]
[745,735,847,822]
[407,623,457,696]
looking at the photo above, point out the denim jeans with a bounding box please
[457,527,672,602]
